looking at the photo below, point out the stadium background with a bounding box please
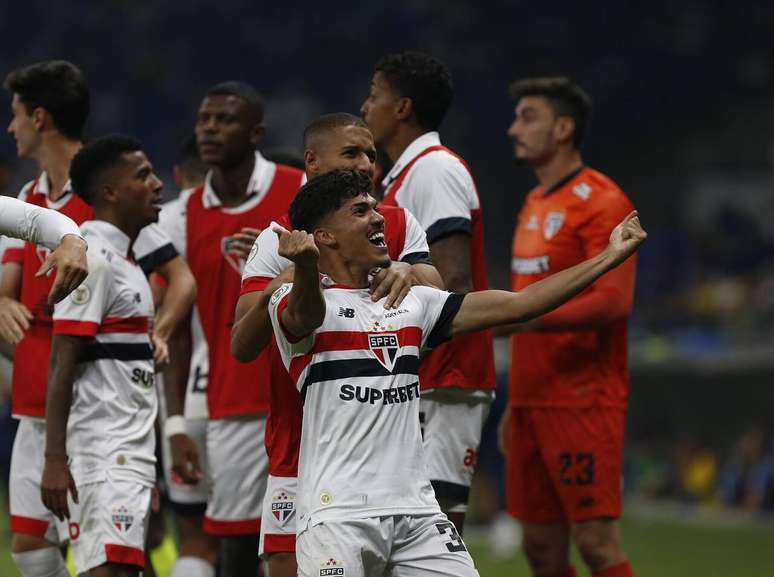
[0,1,772,575]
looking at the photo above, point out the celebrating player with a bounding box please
[40,134,163,577]
[500,77,638,577]
[158,81,303,577]
[232,112,441,577]
[2,60,195,577]
[361,51,495,532]
[267,169,646,577]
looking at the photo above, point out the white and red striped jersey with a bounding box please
[269,279,462,531]
[240,205,431,478]
[159,152,303,419]
[381,131,495,394]
[53,220,157,488]
[1,173,177,418]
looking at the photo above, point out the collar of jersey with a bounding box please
[201,151,275,212]
[35,171,73,210]
[80,220,132,258]
[542,165,586,197]
[320,275,364,290]
[382,131,441,188]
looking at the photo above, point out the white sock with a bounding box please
[170,556,215,577]
[11,548,70,577]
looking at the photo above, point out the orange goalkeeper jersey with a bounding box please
[509,166,636,408]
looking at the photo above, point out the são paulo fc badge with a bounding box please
[368,333,399,372]
[271,490,295,523]
[111,506,134,532]
[221,236,245,274]
[320,558,345,576]
[543,212,565,240]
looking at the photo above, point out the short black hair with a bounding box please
[509,77,592,148]
[206,81,264,124]
[303,113,368,149]
[175,134,207,181]
[375,51,453,131]
[70,134,142,205]
[4,60,89,140]
[289,169,373,232]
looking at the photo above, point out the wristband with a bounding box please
[164,415,186,438]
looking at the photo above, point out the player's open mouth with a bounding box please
[368,231,386,247]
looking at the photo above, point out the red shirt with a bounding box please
[509,166,636,409]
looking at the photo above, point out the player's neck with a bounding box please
[384,124,428,164]
[533,148,583,192]
[94,210,142,255]
[318,253,370,289]
[35,137,82,201]
[210,152,256,207]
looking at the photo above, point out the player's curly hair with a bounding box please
[509,77,592,148]
[4,60,89,140]
[289,169,374,232]
[375,51,453,131]
[70,134,142,205]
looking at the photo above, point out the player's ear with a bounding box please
[250,124,265,147]
[314,228,336,248]
[31,106,47,132]
[395,96,413,122]
[304,149,318,175]
[554,116,576,145]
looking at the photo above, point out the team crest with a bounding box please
[270,490,295,523]
[36,246,53,274]
[221,236,245,274]
[368,333,399,372]
[70,285,91,305]
[111,506,134,532]
[543,212,565,240]
[320,558,345,576]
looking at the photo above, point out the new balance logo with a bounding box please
[337,307,355,318]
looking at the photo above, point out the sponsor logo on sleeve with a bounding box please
[270,284,291,305]
[70,285,91,305]
[573,182,592,200]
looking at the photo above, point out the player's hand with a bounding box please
[151,330,170,368]
[370,261,411,309]
[170,433,203,485]
[605,211,647,265]
[38,234,89,304]
[41,456,78,521]
[0,296,32,345]
[231,227,262,261]
[497,409,512,456]
[273,224,319,267]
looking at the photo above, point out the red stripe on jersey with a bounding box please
[203,516,261,536]
[2,247,25,264]
[263,532,296,553]
[104,544,145,567]
[53,320,99,336]
[240,275,272,295]
[100,316,151,334]
[10,515,49,537]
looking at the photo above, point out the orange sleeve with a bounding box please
[537,190,636,330]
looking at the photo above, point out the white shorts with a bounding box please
[203,416,268,536]
[68,475,151,574]
[296,513,479,577]
[259,475,297,556]
[9,418,68,544]
[160,416,209,512]
[419,391,493,508]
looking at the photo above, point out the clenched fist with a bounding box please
[273,224,319,267]
[605,211,647,265]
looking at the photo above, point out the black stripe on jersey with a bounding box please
[301,355,419,400]
[426,293,465,349]
[401,251,433,265]
[79,342,154,363]
[426,217,471,244]
[431,480,470,504]
[136,242,178,276]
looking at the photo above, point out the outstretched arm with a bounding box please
[451,212,647,337]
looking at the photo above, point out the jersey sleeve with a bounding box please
[398,208,431,264]
[133,223,179,276]
[0,195,82,250]
[267,283,315,369]
[52,253,113,336]
[157,194,189,258]
[240,223,292,295]
[1,180,37,264]
[412,286,465,349]
[404,154,476,244]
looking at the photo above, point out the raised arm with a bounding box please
[274,225,325,338]
[451,212,647,337]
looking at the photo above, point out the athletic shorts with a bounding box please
[505,406,626,523]
[160,416,209,513]
[419,391,492,508]
[259,475,297,556]
[68,475,151,574]
[9,418,68,544]
[296,513,479,577]
[203,416,268,536]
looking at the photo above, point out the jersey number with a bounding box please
[435,521,467,553]
[559,452,595,486]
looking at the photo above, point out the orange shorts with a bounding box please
[505,406,626,523]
